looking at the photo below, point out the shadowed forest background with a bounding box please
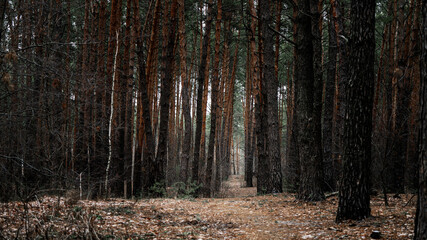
[0,0,426,239]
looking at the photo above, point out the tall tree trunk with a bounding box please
[95,0,107,195]
[105,31,121,196]
[331,0,347,189]
[336,0,375,221]
[105,0,122,122]
[200,32,212,181]
[389,0,415,194]
[121,0,133,198]
[145,0,161,138]
[295,0,324,201]
[192,0,213,191]
[137,45,156,196]
[0,0,6,46]
[64,0,72,183]
[274,0,282,81]
[261,0,282,193]
[225,34,239,180]
[311,0,324,192]
[104,0,122,195]
[81,0,92,193]
[256,0,269,194]
[323,2,338,191]
[217,13,229,189]
[245,0,257,188]
[414,1,426,238]
[285,6,300,193]
[406,0,422,191]
[244,49,254,187]
[178,0,191,183]
[128,0,140,197]
[155,0,178,193]
[207,0,222,197]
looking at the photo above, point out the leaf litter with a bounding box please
[0,193,416,239]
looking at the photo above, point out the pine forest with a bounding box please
[0,0,426,239]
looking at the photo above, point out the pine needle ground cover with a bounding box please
[0,194,415,239]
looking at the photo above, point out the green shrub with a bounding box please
[149,181,166,197]
[171,180,202,199]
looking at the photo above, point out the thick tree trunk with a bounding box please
[295,0,324,201]
[414,1,426,238]
[256,0,269,194]
[311,0,324,195]
[261,0,282,193]
[336,0,375,222]
[217,18,228,185]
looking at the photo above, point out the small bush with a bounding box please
[149,181,166,197]
[170,180,202,199]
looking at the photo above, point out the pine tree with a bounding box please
[414,1,426,238]
[336,0,375,221]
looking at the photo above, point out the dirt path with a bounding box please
[219,175,257,198]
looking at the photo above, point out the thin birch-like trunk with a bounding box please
[105,31,120,195]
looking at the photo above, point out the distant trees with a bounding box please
[371,0,421,197]
[0,0,424,210]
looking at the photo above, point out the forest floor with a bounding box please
[0,176,416,239]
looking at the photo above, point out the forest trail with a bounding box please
[0,194,415,239]
[219,175,257,198]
